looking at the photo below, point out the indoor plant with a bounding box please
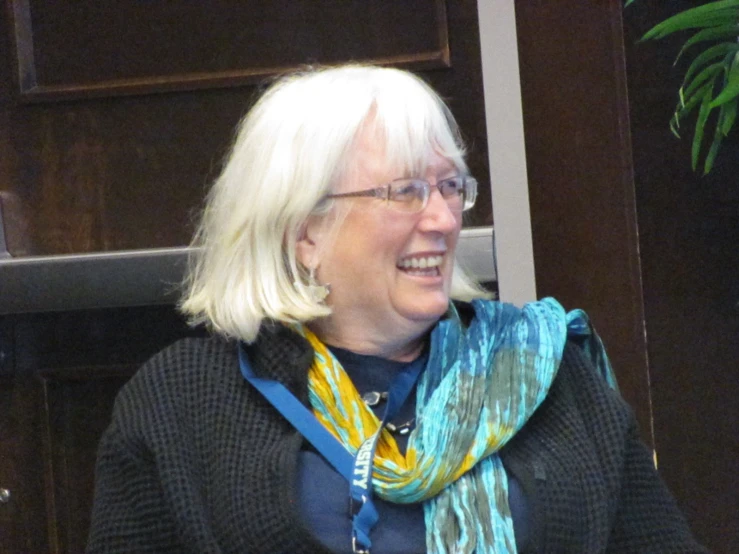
[627,0,739,174]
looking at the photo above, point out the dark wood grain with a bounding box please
[0,305,201,554]
[0,378,50,553]
[9,0,450,101]
[516,0,738,551]
[40,369,135,554]
[514,1,652,442]
[624,1,739,551]
[0,1,489,257]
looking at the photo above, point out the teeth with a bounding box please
[399,255,443,269]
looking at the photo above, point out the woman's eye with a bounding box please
[391,182,421,201]
[440,178,463,196]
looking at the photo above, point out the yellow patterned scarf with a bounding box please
[299,298,614,553]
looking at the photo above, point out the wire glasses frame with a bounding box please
[325,175,478,213]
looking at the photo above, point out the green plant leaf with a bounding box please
[631,0,739,173]
[675,24,739,61]
[682,62,724,100]
[682,42,739,85]
[670,116,682,138]
[671,79,714,138]
[709,52,739,107]
[703,131,723,174]
[644,13,739,41]
[704,105,727,173]
[720,97,738,134]
[644,0,739,25]
[678,78,717,116]
[692,81,715,171]
[669,0,739,17]
[642,1,739,40]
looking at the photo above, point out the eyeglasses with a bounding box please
[325,175,478,214]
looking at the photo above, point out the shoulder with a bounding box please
[557,340,629,418]
[123,335,238,398]
[110,335,241,437]
[514,339,638,484]
[110,324,314,440]
[544,339,636,465]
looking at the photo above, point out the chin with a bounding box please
[401,296,451,324]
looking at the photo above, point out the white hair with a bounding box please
[180,64,490,342]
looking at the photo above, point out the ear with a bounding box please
[295,215,324,269]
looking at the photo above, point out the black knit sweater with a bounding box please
[87,323,707,553]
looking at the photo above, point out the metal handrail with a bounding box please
[0,195,10,260]
[0,228,495,315]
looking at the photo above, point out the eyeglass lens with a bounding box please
[388,178,469,212]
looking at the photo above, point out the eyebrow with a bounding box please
[397,165,460,180]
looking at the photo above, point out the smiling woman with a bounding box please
[297,128,471,362]
[86,65,707,553]
[179,66,485,346]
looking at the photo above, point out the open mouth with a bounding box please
[397,255,443,277]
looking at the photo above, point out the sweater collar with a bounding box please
[243,322,314,399]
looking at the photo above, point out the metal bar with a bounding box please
[477,0,536,305]
[0,247,188,314]
[0,228,495,315]
[0,194,10,259]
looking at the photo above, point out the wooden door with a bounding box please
[0,2,490,551]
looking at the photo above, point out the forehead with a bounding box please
[339,126,458,192]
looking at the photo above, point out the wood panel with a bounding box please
[0,1,490,258]
[514,1,652,441]
[9,0,450,101]
[40,369,134,554]
[0,306,201,554]
[624,1,739,551]
[516,0,738,551]
[0,378,50,553]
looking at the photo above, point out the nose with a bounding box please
[417,187,460,234]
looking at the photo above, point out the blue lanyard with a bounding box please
[238,344,425,554]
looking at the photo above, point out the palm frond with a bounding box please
[675,24,739,62]
[682,42,739,85]
[641,1,739,40]
[720,94,738,133]
[628,0,739,173]
[709,51,739,107]
[705,104,728,173]
[692,80,716,171]
[681,62,723,101]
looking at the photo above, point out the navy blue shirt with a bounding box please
[297,347,530,553]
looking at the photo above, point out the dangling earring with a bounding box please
[307,266,331,302]
[296,266,331,302]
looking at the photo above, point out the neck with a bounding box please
[307,316,432,362]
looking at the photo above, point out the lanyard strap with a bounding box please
[238,344,425,553]
[348,356,423,552]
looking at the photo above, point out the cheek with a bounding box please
[327,209,419,282]
[347,213,408,256]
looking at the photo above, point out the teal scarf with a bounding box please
[409,298,616,553]
[305,297,616,553]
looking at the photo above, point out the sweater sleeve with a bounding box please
[85,340,227,554]
[605,418,710,553]
[563,342,708,553]
[86,422,182,554]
